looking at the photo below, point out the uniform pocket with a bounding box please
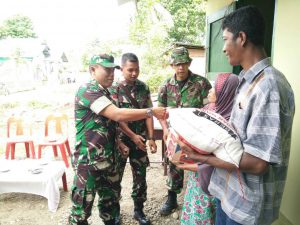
[71,186,85,206]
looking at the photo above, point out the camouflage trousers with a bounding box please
[116,139,150,203]
[167,162,184,194]
[68,165,121,225]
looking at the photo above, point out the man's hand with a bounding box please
[118,140,130,157]
[132,134,147,152]
[148,140,157,153]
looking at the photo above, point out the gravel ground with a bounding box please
[0,148,185,225]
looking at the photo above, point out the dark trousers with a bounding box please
[167,162,184,193]
[68,166,121,224]
[117,139,149,203]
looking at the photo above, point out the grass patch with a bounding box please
[26,100,51,109]
[0,102,20,111]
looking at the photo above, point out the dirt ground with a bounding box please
[0,151,186,225]
[0,84,186,225]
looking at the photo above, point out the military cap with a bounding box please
[90,54,120,69]
[170,47,192,65]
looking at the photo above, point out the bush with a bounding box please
[0,102,19,110]
[27,100,51,109]
[145,73,169,93]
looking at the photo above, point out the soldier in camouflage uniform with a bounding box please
[157,47,212,216]
[68,54,166,225]
[109,53,156,225]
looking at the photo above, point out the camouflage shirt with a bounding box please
[157,71,212,108]
[73,79,117,171]
[109,79,153,139]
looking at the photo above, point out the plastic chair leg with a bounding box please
[29,141,36,158]
[59,144,69,168]
[52,146,58,157]
[25,142,30,158]
[5,143,10,159]
[38,145,43,158]
[62,172,68,191]
[65,140,71,156]
[11,143,16,160]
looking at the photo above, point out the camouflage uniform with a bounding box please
[69,79,121,225]
[157,71,211,193]
[109,79,153,203]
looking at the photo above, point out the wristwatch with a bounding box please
[146,108,153,117]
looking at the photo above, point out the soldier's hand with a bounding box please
[148,139,157,153]
[152,107,167,120]
[132,134,147,152]
[118,140,130,157]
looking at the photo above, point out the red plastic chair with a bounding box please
[5,115,36,159]
[36,113,71,167]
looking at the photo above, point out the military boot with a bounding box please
[115,215,121,225]
[133,201,151,225]
[75,221,88,225]
[104,219,116,225]
[68,218,88,225]
[159,190,178,216]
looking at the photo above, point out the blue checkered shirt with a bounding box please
[208,58,295,225]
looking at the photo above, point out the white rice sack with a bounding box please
[168,108,243,167]
[165,127,194,165]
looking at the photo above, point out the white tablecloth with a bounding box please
[0,159,66,212]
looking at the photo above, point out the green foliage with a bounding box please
[129,1,153,45]
[130,0,173,47]
[161,0,206,45]
[128,0,206,93]
[0,102,19,110]
[81,38,125,72]
[0,102,20,122]
[79,0,207,92]
[0,14,37,39]
[81,53,90,72]
[145,72,170,93]
[131,0,206,45]
[129,0,172,93]
[27,100,51,109]
[11,48,26,65]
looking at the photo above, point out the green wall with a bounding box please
[207,0,300,224]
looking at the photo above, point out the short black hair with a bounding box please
[121,53,139,65]
[222,5,265,47]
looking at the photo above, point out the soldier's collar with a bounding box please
[170,71,192,85]
[95,82,110,95]
[120,78,142,86]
